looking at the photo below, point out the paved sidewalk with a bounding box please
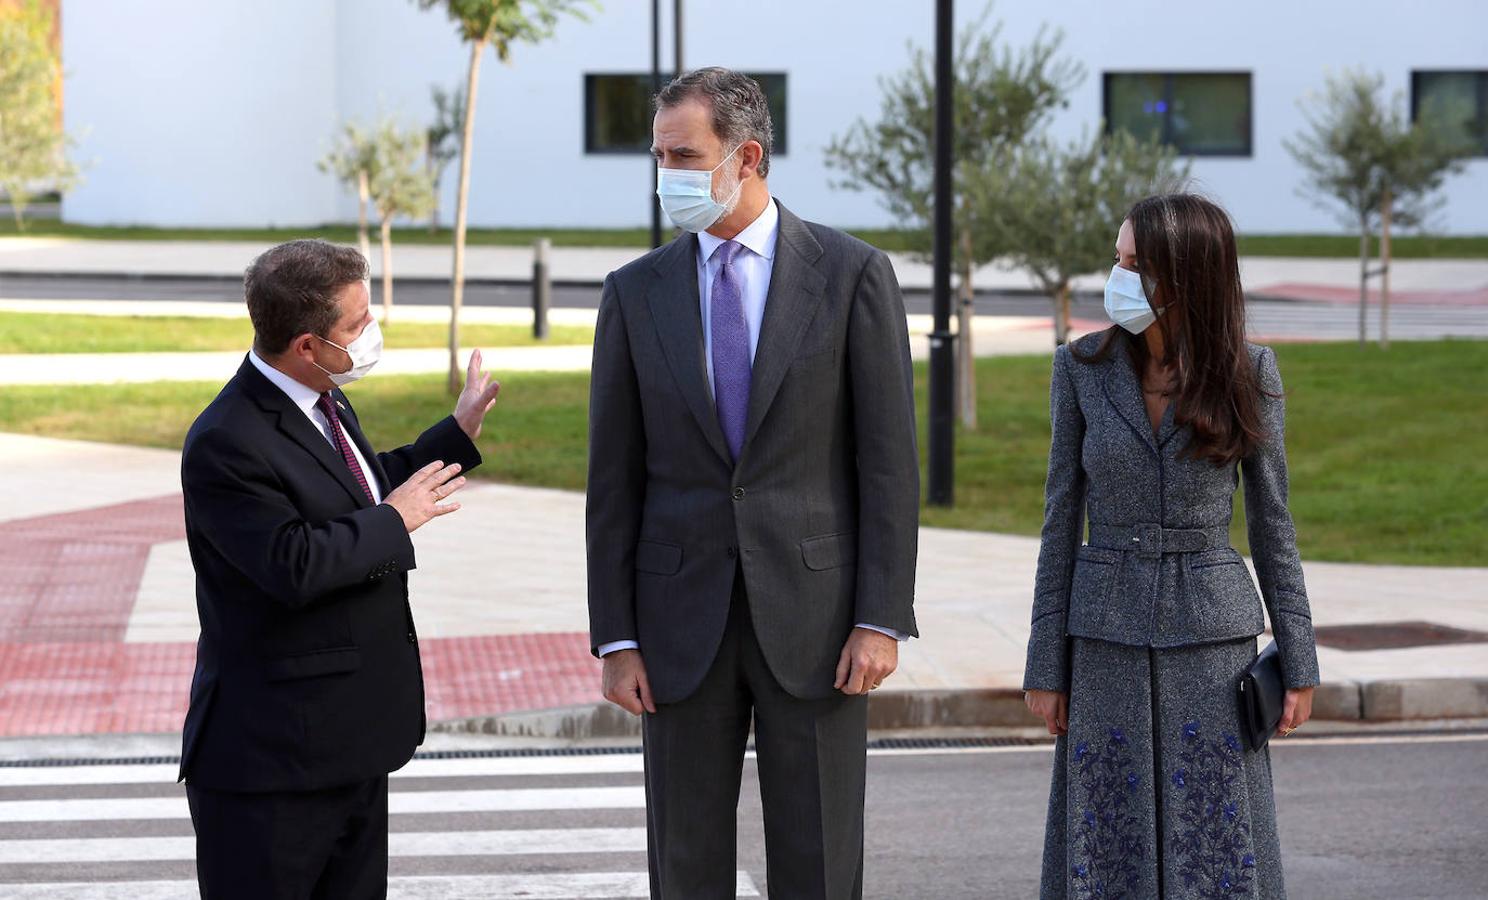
[1,432,1484,738]
[3,236,1486,302]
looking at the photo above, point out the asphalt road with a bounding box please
[1,732,1483,898]
[0,272,1101,317]
[812,734,1488,899]
[6,274,1488,342]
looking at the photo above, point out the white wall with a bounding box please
[62,0,341,227]
[61,0,1488,234]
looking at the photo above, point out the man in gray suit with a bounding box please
[586,68,920,898]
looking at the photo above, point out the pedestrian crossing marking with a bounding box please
[0,871,762,898]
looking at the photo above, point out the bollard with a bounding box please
[532,237,552,341]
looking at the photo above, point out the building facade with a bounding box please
[61,0,1488,234]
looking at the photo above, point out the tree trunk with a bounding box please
[426,151,441,234]
[1379,187,1392,350]
[955,227,977,431]
[449,39,485,395]
[380,215,394,326]
[356,170,372,264]
[1357,222,1369,348]
[1053,282,1071,347]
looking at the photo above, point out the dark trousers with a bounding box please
[643,574,869,900]
[186,774,389,900]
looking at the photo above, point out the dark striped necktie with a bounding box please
[317,393,375,504]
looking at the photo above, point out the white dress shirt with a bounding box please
[598,199,907,658]
[247,350,383,504]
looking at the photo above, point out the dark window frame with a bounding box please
[1411,69,1488,157]
[583,71,789,156]
[1102,70,1254,158]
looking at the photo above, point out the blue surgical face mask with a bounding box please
[1103,265,1163,334]
[656,144,743,233]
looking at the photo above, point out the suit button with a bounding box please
[732,487,745,501]
[727,546,737,558]
[407,632,417,644]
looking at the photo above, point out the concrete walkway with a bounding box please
[4,236,1487,299]
[1,432,1483,738]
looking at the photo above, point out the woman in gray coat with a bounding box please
[1023,193,1321,899]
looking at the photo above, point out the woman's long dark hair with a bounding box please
[1074,193,1268,466]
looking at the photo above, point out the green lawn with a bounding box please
[0,312,592,354]
[4,219,1485,259]
[0,340,1481,565]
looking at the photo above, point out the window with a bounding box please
[1103,72,1252,157]
[583,72,787,155]
[1413,70,1488,157]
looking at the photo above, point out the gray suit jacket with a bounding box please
[1023,333,1321,693]
[586,202,920,704]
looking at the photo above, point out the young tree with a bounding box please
[425,83,464,233]
[415,0,596,395]
[319,122,379,264]
[368,120,437,326]
[1286,70,1467,347]
[975,129,1188,346]
[0,0,77,229]
[825,6,1082,428]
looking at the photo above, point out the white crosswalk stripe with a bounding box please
[0,755,761,898]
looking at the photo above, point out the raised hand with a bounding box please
[382,460,466,533]
[454,349,502,441]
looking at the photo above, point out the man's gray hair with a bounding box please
[656,67,774,177]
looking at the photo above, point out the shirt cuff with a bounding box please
[855,623,909,642]
[597,640,640,657]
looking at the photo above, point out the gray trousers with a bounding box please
[642,572,869,899]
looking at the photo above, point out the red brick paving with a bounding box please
[0,495,601,737]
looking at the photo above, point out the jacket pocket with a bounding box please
[801,532,858,571]
[634,539,683,576]
[1066,546,1120,636]
[1167,554,1266,644]
[264,646,361,682]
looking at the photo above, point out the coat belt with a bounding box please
[1086,523,1231,559]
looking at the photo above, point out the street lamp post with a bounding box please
[649,0,663,249]
[928,0,956,506]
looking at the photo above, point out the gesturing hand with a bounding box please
[834,627,899,695]
[602,649,656,716]
[1025,689,1069,736]
[383,460,466,533]
[453,349,501,441]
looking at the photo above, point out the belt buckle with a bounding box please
[1132,523,1162,559]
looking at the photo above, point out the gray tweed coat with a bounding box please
[1022,334,1321,692]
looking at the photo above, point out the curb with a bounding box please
[430,679,1488,740]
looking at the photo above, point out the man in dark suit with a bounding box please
[587,68,920,899]
[178,239,500,898]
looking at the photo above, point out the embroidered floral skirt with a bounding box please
[1040,636,1286,899]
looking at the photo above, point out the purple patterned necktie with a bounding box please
[317,393,376,504]
[710,240,751,461]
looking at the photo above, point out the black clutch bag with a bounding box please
[1237,641,1286,751]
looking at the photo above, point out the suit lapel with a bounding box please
[646,233,734,467]
[236,358,377,509]
[741,204,826,452]
[1099,341,1160,459]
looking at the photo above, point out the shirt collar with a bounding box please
[698,196,779,264]
[248,348,324,419]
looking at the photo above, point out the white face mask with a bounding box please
[656,144,744,233]
[1103,265,1163,334]
[313,318,382,386]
